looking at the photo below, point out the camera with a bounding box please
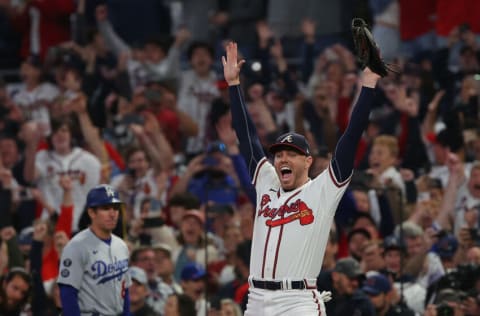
[203,155,218,167]
[469,228,479,241]
[18,188,34,201]
[126,168,136,177]
[436,264,478,291]
[436,303,453,316]
[144,89,162,102]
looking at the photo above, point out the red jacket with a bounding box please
[42,204,73,281]
[12,0,75,60]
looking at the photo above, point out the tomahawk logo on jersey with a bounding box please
[258,195,314,227]
[250,158,350,280]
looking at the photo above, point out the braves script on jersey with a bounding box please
[251,158,350,280]
[57,229,131,315]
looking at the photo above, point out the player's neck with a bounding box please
[283,177,310,192]
[89,226,112,241]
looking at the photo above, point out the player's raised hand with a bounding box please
[0,226,15,241]
[222,42,245,86]
[54,231,69,255]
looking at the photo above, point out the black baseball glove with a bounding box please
[351,18,395,77]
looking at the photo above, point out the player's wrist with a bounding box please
[362,75,379,88]
[227,80,240,86]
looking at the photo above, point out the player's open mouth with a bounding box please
[280,166,292,180]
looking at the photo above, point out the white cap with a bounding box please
[130,266,147,285]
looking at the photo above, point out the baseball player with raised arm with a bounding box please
[222,42,381,315]
[57,184,131,316]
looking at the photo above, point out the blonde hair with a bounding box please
[221,298,243,316]
[373,135,399,158]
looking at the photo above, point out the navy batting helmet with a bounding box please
[86,184,123,208]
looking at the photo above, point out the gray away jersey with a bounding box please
[57,228,131,315]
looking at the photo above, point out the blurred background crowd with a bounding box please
[0,0,479,315]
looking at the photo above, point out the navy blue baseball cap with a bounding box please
[268,132,311,156]
[334,257,363,278]
[431,233,458,259]
[383,235,406,253]
[86,184,123,208]
[181,262,207,281]
[362,274,391,296]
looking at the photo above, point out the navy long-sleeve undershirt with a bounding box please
[229,85,375,182]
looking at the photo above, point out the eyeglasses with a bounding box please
[137,256,155,262]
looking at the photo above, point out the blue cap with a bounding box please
[269,132,311,156]
[18,226,34,246]
[383,235,406,252]
[86,184,123,208]
[181,262,207,281]
[362,274,391,295]
[431,233,458,259]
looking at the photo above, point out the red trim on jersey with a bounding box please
[261,226,272,278]
[272,223,284,279]
[312,290,322,315]
[271,190,302,278]
[253,158,268,187]
[328,163,351,188]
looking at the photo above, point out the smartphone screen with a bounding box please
[143,217,164,228]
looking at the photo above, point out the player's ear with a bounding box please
[305,155,313,169]
[87,207,96,219]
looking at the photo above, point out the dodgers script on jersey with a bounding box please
[57,229,131,315]
[251,158,350,280]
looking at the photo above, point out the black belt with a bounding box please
[252,279,312,290]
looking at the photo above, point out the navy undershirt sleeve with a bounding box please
[59,284,81,316]
[229,85,267,179]
[331,87,375,182]
[123,288,130,315]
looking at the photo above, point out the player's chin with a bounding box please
[106,221,118,229]
[280,180,295,191]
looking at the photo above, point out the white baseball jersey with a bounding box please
[110,168,164,218]
[250,158,350,280]
[12,82,59,135]
[35,148,101,231]
[177,69,219,154]
[57,228,131,315]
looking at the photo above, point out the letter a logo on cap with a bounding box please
[280,135,293,143]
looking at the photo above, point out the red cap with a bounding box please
[182,210,205,225]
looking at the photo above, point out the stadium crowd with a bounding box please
[0,0,479,315]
